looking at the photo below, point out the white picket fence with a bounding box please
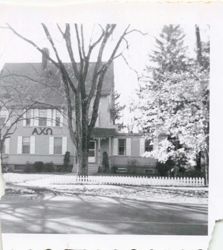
[46,175,205,187]
[4,174,205,187]
[72,176,205,187]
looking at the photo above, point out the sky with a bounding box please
[0,23,209,108]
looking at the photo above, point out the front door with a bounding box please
[88,140,96,163]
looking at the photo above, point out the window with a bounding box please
[145,139,153,152]
[22,136,30,154]
[118,139,126,155]
[54,137,62,154]
[26,110,31,126]
[55,110,61,127]
[0,116,6,127]
[0,109,8,127]
[1,142,5,154]
[39,109,47,126]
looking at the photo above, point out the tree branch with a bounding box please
[6,24,58,67]
[42,23,77,95]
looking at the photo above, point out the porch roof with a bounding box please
[92,127,117,138]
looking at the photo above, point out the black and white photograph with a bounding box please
[1,1,221,250]
[0,20,209,236]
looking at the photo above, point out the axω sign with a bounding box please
[32,127,53,135]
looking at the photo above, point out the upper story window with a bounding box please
[23,108,64,127]
[22,136,30,154]
[0,108,9,127]
[145,139,153,152]
[55,110,61,127]
[39,109,47,126]
[26,110,31,126]
[0,116,6,127]
[118,139,126,156]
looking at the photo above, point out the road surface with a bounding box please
[0,193,208,235]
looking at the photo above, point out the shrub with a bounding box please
[156,162,169,176]
[24,162,35,173]
[111,166,117,173]
[64,151,70,161]
[65,164,73,172]
[184,169,204,178]
[33,161,44,172]
[44,162,55,172]
[55,165,63,172]
[98,166,103,173]
[2,164,9,173]
[128,159,137,174]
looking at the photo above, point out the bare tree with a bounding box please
[6,23,143,175]
[0,89,36,172]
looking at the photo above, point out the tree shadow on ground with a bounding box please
[0,193,208,235]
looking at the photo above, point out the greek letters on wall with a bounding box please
[32,127,53,136]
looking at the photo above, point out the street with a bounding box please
[0,193,208,235]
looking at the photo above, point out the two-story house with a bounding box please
[0,55,157,175]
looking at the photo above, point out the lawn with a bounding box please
[3,173,208,204]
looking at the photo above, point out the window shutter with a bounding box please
[17,136,22,154]
[139,137,145,156]
[49,136,54,154]
[52,109,56,127]
[33,109,39,126]
[30,136,35,154]
[4,138,10,154]
[113,138,118,155]
[62,137,67,155]
[30,109,34,126]
[47,109,52,127]
[126,138,131,156]
[23,109,26,127]
[60,109,63,127]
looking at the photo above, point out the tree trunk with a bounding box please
[80,145,88,176]
[203,150,209,186]
[73,138,88,176]
[0,155,5,199]
[0,142,3,174]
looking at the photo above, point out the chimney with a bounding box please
[42,48,49,70]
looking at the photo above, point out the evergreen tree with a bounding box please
[151,25,187,74]
[110,90,126,130]
[138,25,189,143]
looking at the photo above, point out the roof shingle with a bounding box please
[0,62,114,107]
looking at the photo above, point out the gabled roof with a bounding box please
[0,62,114,107]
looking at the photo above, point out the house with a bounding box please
[0,55,157,175]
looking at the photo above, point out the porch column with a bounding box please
[98,138,101,167]
[0,158,4,250]
[108,137,112,169]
